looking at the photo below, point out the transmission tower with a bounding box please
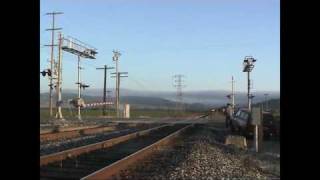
[173,74,186,115]
[44,11,63,117]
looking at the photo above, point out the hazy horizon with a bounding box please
[40,87,280,94]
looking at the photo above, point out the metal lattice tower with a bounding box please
[226,76,236,111]
[44,11,63,117]
[173,74,186,114]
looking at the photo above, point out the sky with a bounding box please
[40,0,280,93]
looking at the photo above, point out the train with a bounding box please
[228,108,279,139]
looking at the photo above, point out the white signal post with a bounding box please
[55,32,64,120]
[60,35,97,121]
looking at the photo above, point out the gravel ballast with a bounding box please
[119,125,280,180]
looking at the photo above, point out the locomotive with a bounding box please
[228,108,279,139]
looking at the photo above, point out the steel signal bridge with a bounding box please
[61,36,97,59]
[61,35,97,120]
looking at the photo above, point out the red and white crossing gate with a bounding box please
[84,101,114,108]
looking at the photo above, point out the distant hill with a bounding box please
[40,88,279,106]
[252,98,280,112]
[40,93,212,111]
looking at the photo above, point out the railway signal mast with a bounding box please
[61,35,97,120]
[44,11,63,117]
[243,56,257,111]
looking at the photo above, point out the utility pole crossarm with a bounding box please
[45,12,63,15]
[46,28,62,31]
[44,44,59,47]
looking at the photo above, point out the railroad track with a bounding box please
[40,124,125,142]
[40,119,191,143]
[40,123,193,180]
[40,124,160,156]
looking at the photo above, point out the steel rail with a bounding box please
[40,125,114,142]
[81,123,194,180]
[40,124,170,166]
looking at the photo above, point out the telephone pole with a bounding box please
[96,65,114,116]
[111,72,128,118]
[173,74,186,115]
[44,11,63,117]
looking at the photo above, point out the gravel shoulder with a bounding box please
[119,124,280,180]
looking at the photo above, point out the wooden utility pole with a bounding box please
[111,72,128,118]
[96,65,114,116]
[45,11,63,117]
[112,50,125,118]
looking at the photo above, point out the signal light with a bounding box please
[81,84,89,90]
[40,70,47,77]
